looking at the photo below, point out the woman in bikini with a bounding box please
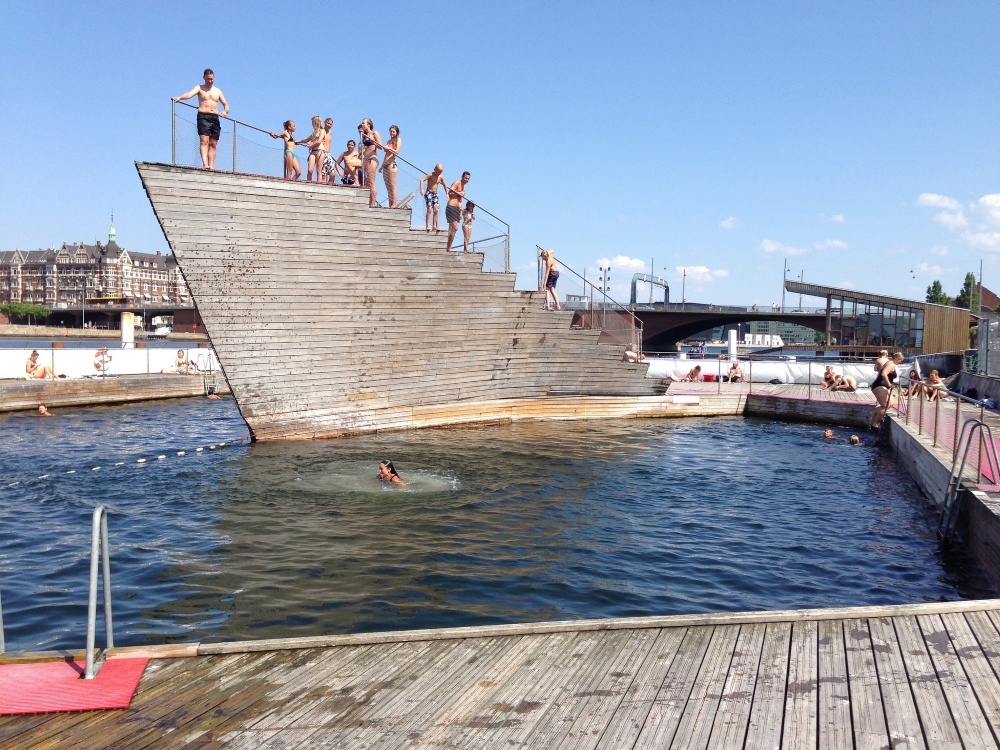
[462,201,475,252]
[303,116,325,182]
[360,119,382,207]
[376,460,405,487]
[269,120,301,180]
[25,350,57,379]
[380,125,401,207]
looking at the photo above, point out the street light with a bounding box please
[599,266,611,328]
[682,268,687,311]
[781,259,789,312]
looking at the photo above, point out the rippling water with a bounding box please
[0,398,992,651]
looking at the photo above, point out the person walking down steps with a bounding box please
[540,249,564,310]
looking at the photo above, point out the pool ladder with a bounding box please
[939,419,1000,544]
[0,505,114,679]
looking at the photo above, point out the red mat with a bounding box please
[0,658,148,715]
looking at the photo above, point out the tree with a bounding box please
[814,331,826,344]
[926,280,952,305]
[954,272,980,312]
[0,302,52,326]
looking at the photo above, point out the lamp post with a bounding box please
[782,259,789,312]
[599,266,611,329]
[798,270,804,309]
[682,268,687,312]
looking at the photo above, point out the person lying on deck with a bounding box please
[670,365,702,382]
[376,460,406,487]
[832,375,857,392]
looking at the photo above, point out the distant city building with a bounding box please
[749,319,817,344]
[0,220,190,308]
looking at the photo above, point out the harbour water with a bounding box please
[0,398,991,652]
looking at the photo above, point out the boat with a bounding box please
[137,163,665,440]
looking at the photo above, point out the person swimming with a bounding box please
[376,460,406,487]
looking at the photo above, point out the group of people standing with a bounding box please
[174,70,480,252]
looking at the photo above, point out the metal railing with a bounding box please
[85,505,114,679]
[0,584,5,653]
[940,419,1000,543]
[535,247,643,358]
[170,100,510,272]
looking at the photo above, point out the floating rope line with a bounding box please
[4,437,252,489]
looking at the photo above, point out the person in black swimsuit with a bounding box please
[870,352,903,427]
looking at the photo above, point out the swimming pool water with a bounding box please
[0,398,991,651]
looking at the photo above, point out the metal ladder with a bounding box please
[939,419,1000,543]
[0,505,114,678]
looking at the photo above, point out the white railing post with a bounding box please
[85,505,114,679]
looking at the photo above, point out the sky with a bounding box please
[1,1,998,307]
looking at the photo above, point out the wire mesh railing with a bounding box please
[170,101,510,272]
[533,247,642,358]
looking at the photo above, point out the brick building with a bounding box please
[0,221,190,312]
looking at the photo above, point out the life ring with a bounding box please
[94,348,112,372]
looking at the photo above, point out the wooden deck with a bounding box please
[4,599,1000,748]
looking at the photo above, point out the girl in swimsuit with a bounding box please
[462,201,475,252]
[380,125,401,207]
[269,120,301,180]
[376,460,405,487]
[304,116,324,182]
[869,352,903,427]
[360,118,382,207]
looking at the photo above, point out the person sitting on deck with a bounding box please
[162,350,198,375]
[376,460,405,486]
[821,366,838,390]
[832,374,857,392]
[728,362,745,383]
[902,369,922,397]
[924,370,945,401]
[670,365,702,382]
[25,350,57,379]
[335,140,362,185]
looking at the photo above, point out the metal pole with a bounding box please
[954,398,961,460]
[749,358,752,394]
[808,361,812,400]
[101,510,113,653]
[0,585,5,653]
[85,507,101,679]
[980,404,986,483]
[918,391,923,435]
[232,121,237,173]
[906,383,911,425]
[171,99,176,166]
[782,259,787,312]
[934,396,940,448]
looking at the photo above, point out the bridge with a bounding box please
[629,305,827,350]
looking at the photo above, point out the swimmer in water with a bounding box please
[824,429,834,438]
[38,405,52,417]
[376,460,406,486]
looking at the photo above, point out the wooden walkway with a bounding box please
[4,600,1000,748]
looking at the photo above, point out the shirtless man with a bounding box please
[173,69,229,170]
[360,119,382,207]
[419,164,447,232]
[335,140,362,185]
[320,119,335,183]
[444,171,470,251]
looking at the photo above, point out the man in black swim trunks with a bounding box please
[444,171,470,252]
[174,69,229,170]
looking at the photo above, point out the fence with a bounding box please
[171,101,510,273]
[892,376,1000,488]
[979,316,1000,376]
[534,248,642,357]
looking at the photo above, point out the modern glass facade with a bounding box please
[827,295,924,348]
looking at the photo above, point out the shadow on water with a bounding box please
[0,398,993,651]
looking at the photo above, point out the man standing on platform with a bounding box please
[173,69,229,170]
[444,171,470,252]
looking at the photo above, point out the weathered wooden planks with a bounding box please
[6,600,1000,748]
[0,373,229,412]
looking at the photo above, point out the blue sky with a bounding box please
[1,2,998,306]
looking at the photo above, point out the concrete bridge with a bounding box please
[631,307,827,350]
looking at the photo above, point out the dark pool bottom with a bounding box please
[0,398,993,651]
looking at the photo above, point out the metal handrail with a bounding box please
[0,584,5,654]
[85,505,114,679]
[939,419,1000,543]
[536,247,643,356]
[171,100,510,272]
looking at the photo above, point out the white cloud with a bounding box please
[595,255,647,272]
[760,239,808,256]
[916,193,967,229]
[814,239,848,250]
[831,214,845,223]
[960,230,1000,250]
[719,216,741,229]
[974,194,1000,226]
[677,265,729,282]
[930,245,948,256]
[917,193,962,211]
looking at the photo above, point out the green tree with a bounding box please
[0,302,52,325]
[925,280,952,305]
[814,331,826,344]
[954,272,980,311]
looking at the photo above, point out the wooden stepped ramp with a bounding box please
[137,164,654,440]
